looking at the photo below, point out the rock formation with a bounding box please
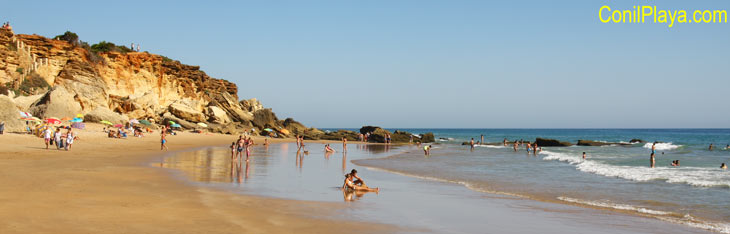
[0,28,307,136]
[534,138,573,147]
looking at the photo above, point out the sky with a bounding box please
[4,0,729,128]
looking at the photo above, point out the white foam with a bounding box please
[558,197,730,233]
[643,142,681,150]
[540,150,730,188]
[474,145,506,149]
[557,196,671,215]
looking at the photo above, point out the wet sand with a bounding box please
[161,143,710,234]
[0,124,396,234]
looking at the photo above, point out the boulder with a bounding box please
[84,107,129,124]
[302,128,325,140]
[13,94,44,111]
[240,98,264,113]
[360,126,380,134]
[320,130,360,141]
[629,139,644,143]
[252,108,278,130]
[211,92,253,122]
[391,130,416,143]
[207,105,232,124]
[282,118,307,135]
[168,100,205,123]
[162,112,197,129]
[535,138,573,147]
[367,128,392,143]
[420,132,435,143]
[0,95,26,132]
[28,86,83,118]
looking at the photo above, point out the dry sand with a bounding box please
[0,123,395,234]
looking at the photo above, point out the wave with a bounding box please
[474,145,506,148]
[437,138,455,142]
[558,197,730,233]
[540,150,730,188]
[643,142,681,151]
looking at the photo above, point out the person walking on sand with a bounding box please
[342,137,348,152]
[0,121,5,134]
[43,127,52,149]
[160,128,168,151]
[65,128,75,151]
[54,128,63,150]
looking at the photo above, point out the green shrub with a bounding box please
[15,67,23,74]
[161,56,173,62]
[18,72,50,95]
[90,41,132,53]
[7,43,17,51]
[53,31,79,45]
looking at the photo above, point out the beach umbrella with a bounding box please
[19,111,32,118]
[171,123,182,128]
[45,118,61,124]
[139,120,152,125]
[71,122,85,129]
[168,120,176,125]
[279,129,290,135]
[31,117,41,121]
[70,117,83,123]
[113,124,124,128]
[263,128,273,132]
[76,114,84,118]
[197,122,208,128]
[100,120,113,125]
[61,117,73,121]
[129,119,140,124]
[20,117,35,121]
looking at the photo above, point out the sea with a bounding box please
[161,128,730,233]
[350,128,730,233]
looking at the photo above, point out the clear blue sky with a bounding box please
[5,1,729,128]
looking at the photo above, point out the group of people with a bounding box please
[1,22,11,31]
[42,127,76,151]
[231,135,255,161]
[505,139,541,155]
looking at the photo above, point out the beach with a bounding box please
[0,125,723,234]
[0,124,395,234]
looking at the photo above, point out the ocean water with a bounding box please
[352,129,730,233]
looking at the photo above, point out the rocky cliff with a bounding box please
[0,28,290,135]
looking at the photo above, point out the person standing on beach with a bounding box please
[342,137,348,152]
[54,128,63,149]
[160,128,168,151]
[424,145,431,155]
[650,152,656,168]
[0,121,4,134]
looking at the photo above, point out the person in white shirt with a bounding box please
[54,128,63,149]
[65,129,75,151]
[43,128,52,149]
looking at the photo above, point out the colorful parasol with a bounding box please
[100,120,113,125]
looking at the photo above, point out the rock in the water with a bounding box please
[0,95,26,132]
[84,107,129,124]
[360,126,380,134]
[320,130,360,141]
[365,127,392,143]
[535,138,573,147]
[28,86,83,118]
[420,132,435,143]
[168,100,205,123]
[629,139,644,143]
[252,108,278,130]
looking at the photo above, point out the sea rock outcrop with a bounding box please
[252,109,278,130]
[535,138,573,147]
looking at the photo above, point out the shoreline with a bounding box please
[0,123,398,234]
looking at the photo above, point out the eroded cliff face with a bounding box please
[0,28,288,135]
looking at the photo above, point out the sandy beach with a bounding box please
[0,123,395,234]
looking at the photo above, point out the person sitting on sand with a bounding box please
[343,173,378,192]
[721,163,727,169]
[325,144,335,153]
